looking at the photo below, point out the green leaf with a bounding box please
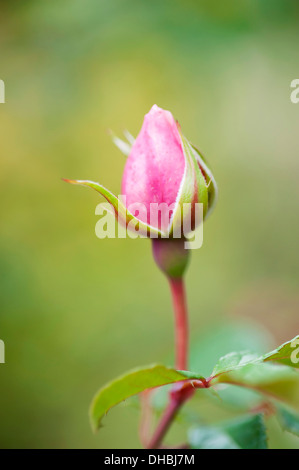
[210,334,299,388]
[90,364,203,431]
[206,336,299,410]
[262,335,299,368]
[189,426,240,449]
[277,405,299,437]
[211,362,299,410]
[212,351,259,377]
[189,414,267,450]
[90,335,299,433]
[221,414,268,449]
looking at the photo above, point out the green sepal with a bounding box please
[191,144,218,218]
[63,179,165,237]
[169,131,209,236]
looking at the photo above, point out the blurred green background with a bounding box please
[0,0,299,448]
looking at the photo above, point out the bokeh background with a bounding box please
[0,0,298,448]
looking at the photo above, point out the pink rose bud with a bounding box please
[121,105,186,228]
[64,105,217,240]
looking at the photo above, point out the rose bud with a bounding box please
[64,105,217,249]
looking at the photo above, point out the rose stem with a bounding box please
[139,390,153,448]
[147,277,190,449]
[147,397,182,449]
[169,277,188,371]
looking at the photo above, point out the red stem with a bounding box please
[146,277,190,449]
[139,390,153,448]
[169,277,189,370]
[147,397,182,449]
